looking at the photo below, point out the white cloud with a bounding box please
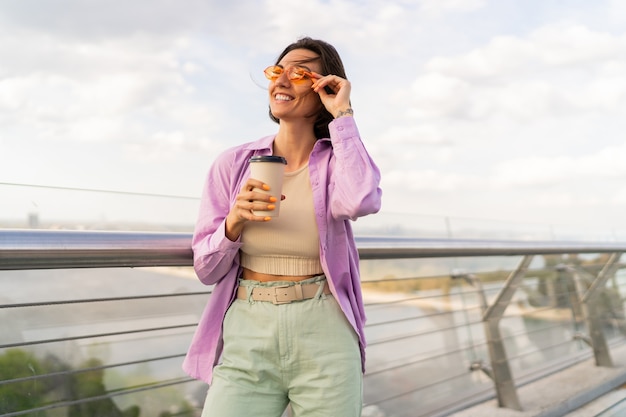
[425,35,536,79]
[419,0,487,15]
[0,26,231,148]
[408,73,470,118]
[427,23,626,79]
[531,23,626,67]
[0,0,226,39]
[383,169,480,191]
[261,0,421,56]
[494,81,566,121]
[579,76,626,110]
[613,186,626,204]
[380,124,453,146]
[399,21,626,127]
[608,0,626,25]
[492,141,626,187]
[0,76,31,111]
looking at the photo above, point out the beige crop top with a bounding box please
[240,164,323,275]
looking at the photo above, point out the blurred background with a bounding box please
[2,0,626,239]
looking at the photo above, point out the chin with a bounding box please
[270,108,292,120]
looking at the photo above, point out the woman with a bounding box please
[183,37,382,417]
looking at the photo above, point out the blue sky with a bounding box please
[1,0,626,239]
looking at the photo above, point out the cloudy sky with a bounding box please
[1,0,626,239]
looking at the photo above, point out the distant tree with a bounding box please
[0,349,48,415]
[0,349,192,417]
[67,358,140,417]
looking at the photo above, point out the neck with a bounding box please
[273,120,317,172]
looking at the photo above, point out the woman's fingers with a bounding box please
[311,74,350,94]
[234,179,278,222]
[311,73,351,116]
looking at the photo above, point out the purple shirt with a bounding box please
[183,116,382,383]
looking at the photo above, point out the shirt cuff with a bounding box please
[329,115,359,140]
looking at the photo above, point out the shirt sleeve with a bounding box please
[191,151,243,285]
[328,116,382,221]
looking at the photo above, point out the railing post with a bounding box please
[481,255,533,411]
[572,252,622,367]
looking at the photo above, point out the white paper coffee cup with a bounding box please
[249,155,287,217]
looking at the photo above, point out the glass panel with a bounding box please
[0,266,208,416]
[2,253,625,416]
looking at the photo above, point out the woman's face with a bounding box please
[268,48,322,123]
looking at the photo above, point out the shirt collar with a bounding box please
[242,134,275,153]
[242,134,331,153]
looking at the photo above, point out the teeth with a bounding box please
[275,94,293,101]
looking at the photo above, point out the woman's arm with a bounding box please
[312,74,382,221]
[192,154,243,285]
[192,148,280,284]
[328,116,382,221]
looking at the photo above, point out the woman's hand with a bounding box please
[224,178,281,241]
[311,73,352,118]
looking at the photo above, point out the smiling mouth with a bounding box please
[275,93,294,102]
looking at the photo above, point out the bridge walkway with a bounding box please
[451,344,626,417]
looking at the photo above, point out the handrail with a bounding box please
[0,229,192,269]
[3,229,626,270]
[356,236,626,258]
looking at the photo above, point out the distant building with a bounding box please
[28,212,39,229]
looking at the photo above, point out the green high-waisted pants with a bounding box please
[201,276,363,417]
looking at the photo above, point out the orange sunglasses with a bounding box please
[264,65,317,83]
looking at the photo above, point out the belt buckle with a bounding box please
[272,285,293,305]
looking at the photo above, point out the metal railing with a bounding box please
[1,229,626,417]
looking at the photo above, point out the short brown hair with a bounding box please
[268,37,348,139]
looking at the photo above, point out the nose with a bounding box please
[275,69,291,87]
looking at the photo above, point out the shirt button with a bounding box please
[337,126,344,131]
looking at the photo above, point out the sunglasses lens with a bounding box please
[288,67,307,80]
[264,66,283,80]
